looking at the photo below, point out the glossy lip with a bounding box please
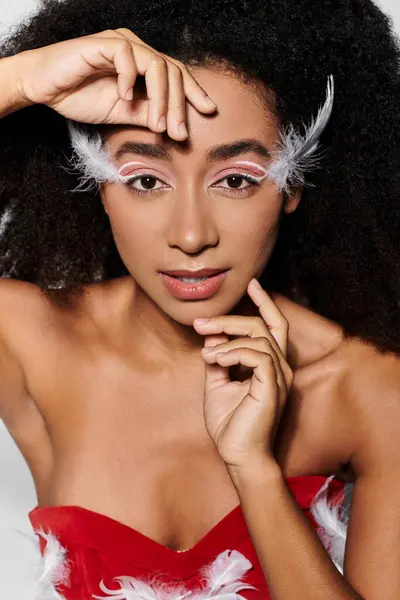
[159,270,230,300]
[160,268,227,277]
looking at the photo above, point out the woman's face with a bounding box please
[100,67,301,325]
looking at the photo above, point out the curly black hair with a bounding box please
[0,0,399,353]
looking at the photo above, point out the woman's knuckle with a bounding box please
[116,38,131,51]
[170,101,186,113]
[116,27,133,36]
[260,337,271,351]
[151,54,167,68]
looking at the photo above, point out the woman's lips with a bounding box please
[159,270,229,300]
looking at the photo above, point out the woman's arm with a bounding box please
[227,369,400,600]
[0,54,33,118]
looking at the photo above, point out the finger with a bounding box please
[247,279,289,357]
[203,333,230,349]
[107,94,150,127]
[133,44,218,115]
[193,315,284,364]
[165,62,188,140]
[214,348,280,405]
[201,336,292,392]
[98,36,169,133]
[202,334,231,393]
[112,39,138,100]
[106,30,174,133]
[142,55,169,132]
[99,28,218,115]
[171,61,218,115]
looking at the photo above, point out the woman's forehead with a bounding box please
[104,69,279,160]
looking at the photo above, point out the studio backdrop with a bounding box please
[0,1,399,598]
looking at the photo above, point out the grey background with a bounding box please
[0,1,399,598]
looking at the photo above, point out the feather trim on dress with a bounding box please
[310,475,350,573]
[27,475,349,599]
[91,549,257,599]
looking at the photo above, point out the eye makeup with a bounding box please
[117,159,270,198]
[66,76,334,194]
[118,161,171,179]
[229,161,271,182]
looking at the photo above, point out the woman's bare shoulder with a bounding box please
[270,291,344,367]
[0,278,50,332]
[0,275,135,345]
[315,337,400,474]
[271,293,400,473]
[335,338,400,476]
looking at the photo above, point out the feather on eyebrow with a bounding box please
[113,139,271,163]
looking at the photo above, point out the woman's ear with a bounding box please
[283,188,302,214]
[99,186,108,215]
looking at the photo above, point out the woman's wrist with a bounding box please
[226,455,283,490]
[0,53,34,118]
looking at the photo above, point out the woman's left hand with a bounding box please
[193,278,293,470]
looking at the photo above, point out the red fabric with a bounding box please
[29,475,345,600]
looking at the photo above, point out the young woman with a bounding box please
[0,0,399,599]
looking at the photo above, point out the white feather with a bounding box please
[62,76,334,196]
[268,74,335,192]
[194,549,257,598]
[18,526,70,600]
[29,482,349,600]
[310,475,349,573]
[32,529,70,599]
[91,549,257,600]
[92,575,192,600]
[63,120,123,193]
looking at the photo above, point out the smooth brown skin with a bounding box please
[0,29,400,599]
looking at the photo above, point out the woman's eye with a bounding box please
[126,175,169,194]
[213,174,260,191]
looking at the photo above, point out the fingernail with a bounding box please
[178,121,188,137]
[204,95,217,107]
[251,278,262,289]
[158,116,167,130]
[194,318,210,324]
[126,88,133,100]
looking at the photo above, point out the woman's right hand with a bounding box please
[13,28,217,140]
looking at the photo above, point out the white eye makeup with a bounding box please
[64,75,334,194]
[117,161,175,196]
[117,160,270,197]
[206,161,271,195]
[226,161,271,182]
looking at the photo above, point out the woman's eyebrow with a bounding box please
[114,139,270,162]
[206,139,271,162]
[114,142,171,161]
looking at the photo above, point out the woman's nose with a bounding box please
[165,191,219,254]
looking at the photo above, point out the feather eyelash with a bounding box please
[268,75,335,192]
[63,75,334,195]
[62,121,123,193]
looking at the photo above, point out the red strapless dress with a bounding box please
[28,476,344,600]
